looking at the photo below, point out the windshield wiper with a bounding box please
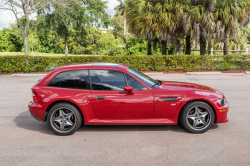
[152,80,162,87]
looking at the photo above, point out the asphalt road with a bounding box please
[0,73,250,166]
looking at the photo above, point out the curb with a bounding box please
[186,72,222,75]
[11,74,47,76]
[144,72,163,75]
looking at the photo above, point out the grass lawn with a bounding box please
[0,52,101,56]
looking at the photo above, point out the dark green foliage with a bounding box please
[51,0,110,38]
[0,28,23,52]
[1,55,250,74]
[29,0,110,56]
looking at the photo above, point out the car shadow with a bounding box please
[14,111,219,135]
[78,123,218,133]
[78,124,187,133]
[13,111,55,136]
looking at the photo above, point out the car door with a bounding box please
[90,69,154,119]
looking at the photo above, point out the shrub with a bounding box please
[72,45,85,54]
[0,55,250,74]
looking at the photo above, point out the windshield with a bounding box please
[127,67,158,87]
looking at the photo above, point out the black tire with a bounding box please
[180,101,215,133]
[47,102,82,136]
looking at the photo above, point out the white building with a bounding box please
[97,28,107,34]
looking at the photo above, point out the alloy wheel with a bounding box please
[186,106,212,130]
[50,107,77,133]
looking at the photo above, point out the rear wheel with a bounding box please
[47,103,82,136]
[180,101,215,133]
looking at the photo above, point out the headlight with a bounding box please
[218,97,226,106]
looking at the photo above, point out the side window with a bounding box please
[90,70,126,91]
[47,70,91,90]
[125,74,148,90]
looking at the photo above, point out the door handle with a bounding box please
[95,96,106,99]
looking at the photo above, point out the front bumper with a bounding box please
[214,101,229,123]
[28,101,47,121]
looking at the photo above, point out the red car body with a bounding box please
[29,63,229,125]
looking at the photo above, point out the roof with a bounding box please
[97,28,107,31]
[51,63,126,71]
[91,63,119,67]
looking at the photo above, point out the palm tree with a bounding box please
[169,4,187,55]
[125,0,250,56]
[163,1,192,55]
[126,0,196,55]
[184,15,192,55]
[179,0,217,55]
[155,0,180,55]
[216,0,250,55]
[181,2,196,55]
[187,0,250,56]
[126,0,158,55]
[114,0,127,36]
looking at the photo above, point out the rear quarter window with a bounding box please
[47,70,91,90]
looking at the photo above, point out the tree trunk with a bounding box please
[224,28,230,56]
[65,37,68,56]
[31,35,34,55]
[147,39,152,55]
[176,46,184,55]
[153,38,158,52]
[23,36,29,56]
[162,40,167,55]
[200,30,206,55]
[206,0,215,12]
[185,35,191,55]
[124,13,126,36]
[174,38,184,55]
[31,41,33,55]
[205,41,209,55]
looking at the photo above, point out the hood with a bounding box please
[158,81,219,93]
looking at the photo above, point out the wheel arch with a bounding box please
[44,100,84,123]
[178,99,217,123]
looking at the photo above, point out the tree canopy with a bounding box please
[1,0,250,56]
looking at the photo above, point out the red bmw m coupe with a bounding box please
[29,63,229,135]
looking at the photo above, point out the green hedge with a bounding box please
[0,55,250,73]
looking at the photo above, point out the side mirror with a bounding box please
[124,85,133,94]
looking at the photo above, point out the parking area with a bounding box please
[0,73,250,165]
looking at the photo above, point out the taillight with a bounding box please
[33,93,38,103]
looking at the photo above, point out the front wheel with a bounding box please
[47,102,82,136]
[180,101,215,133]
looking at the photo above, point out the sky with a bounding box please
[0,0,120,30]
